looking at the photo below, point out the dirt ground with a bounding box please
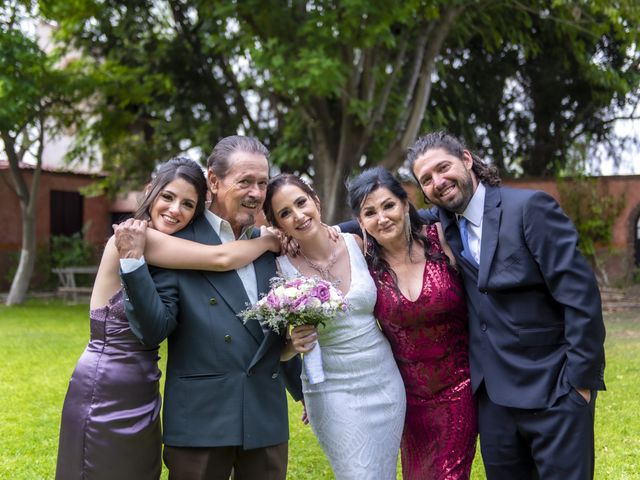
[624,283,640,300]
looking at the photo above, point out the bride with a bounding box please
[264,174,406,479]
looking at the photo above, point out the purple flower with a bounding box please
[292,295,309,311]
[265,291,281,309]
[288,278,304,289]
[311,283,330,303]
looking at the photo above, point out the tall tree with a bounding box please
[427,0,640,177]
[45,1,640,222]
[46,0,470,222]
[1,1,79,304]
[232,1,468,222]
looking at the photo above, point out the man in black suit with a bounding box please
[119,136,302,480]
[405,131,606,480]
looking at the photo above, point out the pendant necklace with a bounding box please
[299,248,338,281]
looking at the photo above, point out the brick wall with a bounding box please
[2,165,639,290]
[0,168,111,290]
[403,175,640,283]
[507,177,640,282]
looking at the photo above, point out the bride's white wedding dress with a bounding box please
[278,233,406,479]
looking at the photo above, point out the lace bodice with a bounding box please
[276,233,379,347]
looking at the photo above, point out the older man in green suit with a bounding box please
[118,136,303,480]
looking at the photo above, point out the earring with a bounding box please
[404,212,411,244]
[362,228,369,256]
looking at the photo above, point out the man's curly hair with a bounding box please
[406,131,501,187]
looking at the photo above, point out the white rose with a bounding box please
[284,287,299,299]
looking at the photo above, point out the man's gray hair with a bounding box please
[206,135,270,177]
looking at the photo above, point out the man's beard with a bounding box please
[428,173,474,214]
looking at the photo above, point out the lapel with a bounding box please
[439,208,462,259]
[438,207,479,271]
[249,227,277,296]
[193,217,264,344]
[477,186,502,289]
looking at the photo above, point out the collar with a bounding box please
[461,182,485,227]
[205,210,253,240]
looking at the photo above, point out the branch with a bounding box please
[1,130,29,206]
[216,54,260,132]
[27,113,46,218]
[305,97,337,158]
[344,46,361,103]
[392,24,433,137]
[401,6,462,144]
[567,112,640,145]
[361,47,378,105]
[509,0,601,38]
[169,1,258,132]
[354,32,410,160]
[384,5,463,168]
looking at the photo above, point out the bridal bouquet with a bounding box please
[240,275,348,384]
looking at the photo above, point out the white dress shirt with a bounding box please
[459,182,485,265]
[205,210,258,305]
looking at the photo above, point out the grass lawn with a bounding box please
[0,300,638,479]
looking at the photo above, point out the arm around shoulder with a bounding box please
[143,228,279,271]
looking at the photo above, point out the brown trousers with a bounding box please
[163,443,288,480]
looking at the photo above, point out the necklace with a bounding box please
[299,248,338,281]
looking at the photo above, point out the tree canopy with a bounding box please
[428,0,639,177]
[36,0,640,222]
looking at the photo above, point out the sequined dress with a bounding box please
[373,225,478,480]
[277,233,406,479]
[55,289,162,480]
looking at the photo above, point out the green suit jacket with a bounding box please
[121,215,303,449]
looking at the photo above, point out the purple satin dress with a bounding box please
[55,289,162,480]
[372,225,478,480]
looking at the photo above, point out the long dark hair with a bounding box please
[406,131,501,187]
[134,157,207,222]
[347,166,446,286]
[263,174,320,227]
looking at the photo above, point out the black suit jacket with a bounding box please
[121,215,303,449]
[439,185,605,409]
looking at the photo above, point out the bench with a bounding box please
[52,266,98,303]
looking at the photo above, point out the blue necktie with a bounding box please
[459,217,479,268]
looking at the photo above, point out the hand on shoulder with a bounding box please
[259,225,283,253]
[113,218,148,259]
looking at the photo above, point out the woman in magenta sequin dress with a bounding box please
[348,167,478,480]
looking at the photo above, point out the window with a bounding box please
[50,190,83,237]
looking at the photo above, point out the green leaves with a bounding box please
[0,27,47,130]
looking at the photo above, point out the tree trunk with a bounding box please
[6,211,38,305]
[308,120,354,225]
[4,123,44,305]
[315,152,352,226]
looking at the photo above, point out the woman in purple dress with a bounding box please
[347,166,478,480]
[55,157,279,480]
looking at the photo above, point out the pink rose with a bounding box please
[265,291,281,309]
[311,283,330,303]
[292,295,309,311]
